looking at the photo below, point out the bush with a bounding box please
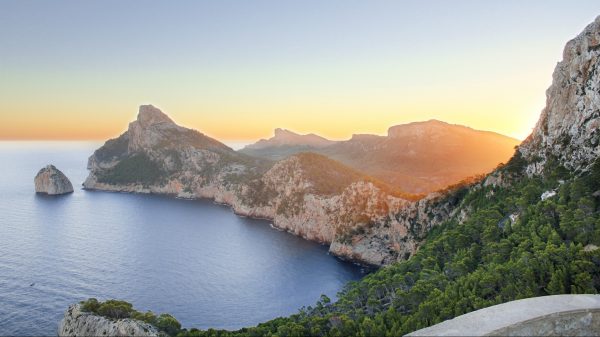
[97,153,166,186]
[155,313,181,336]
[79,298,181,336]
[80,298,100,313]
[96,300,134,320]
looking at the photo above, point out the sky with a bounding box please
[1,1,600,142]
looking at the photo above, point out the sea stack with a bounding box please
[34,165,74,195]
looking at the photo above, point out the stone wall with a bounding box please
[406,295,600,336]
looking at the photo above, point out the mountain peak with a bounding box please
[387,119,462,138]
[137,105,174,128]
[274,128,299,137]
[244,128,334,150]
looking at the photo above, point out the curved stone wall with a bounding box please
[406,295,600,336]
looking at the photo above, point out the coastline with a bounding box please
[81,185,381,268]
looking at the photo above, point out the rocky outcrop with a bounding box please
[520,16,600,174]
[34,165,73,195]
[58,304,159,337]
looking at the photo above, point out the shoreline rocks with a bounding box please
[34,165,74,195]
[58,304,159,337]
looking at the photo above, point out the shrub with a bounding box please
[155,313,181,336]
[96,300,134,320]
[79,298,181,336]
[97,153,166,186]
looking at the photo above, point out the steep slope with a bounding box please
[520,17,600,174]
[241,120,519,194]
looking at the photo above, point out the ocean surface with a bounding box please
[0,142,365,335]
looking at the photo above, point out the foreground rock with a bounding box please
[58,304,159,337]
[34,165,73,195]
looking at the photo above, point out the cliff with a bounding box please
[58,304,159,337]
[520,16,600,174]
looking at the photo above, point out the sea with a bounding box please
[0,141,365,335]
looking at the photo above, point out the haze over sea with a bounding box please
[0,142,364,335]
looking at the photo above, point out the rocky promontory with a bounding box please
[84,105,460,266]
[58,304,159,337]
[34,165,74,195]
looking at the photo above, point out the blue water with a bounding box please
[0,142,365,335]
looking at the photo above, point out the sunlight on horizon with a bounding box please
[1,1,599,142]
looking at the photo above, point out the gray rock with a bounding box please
[34,165,73,195]
[58,303,159,337]
[520,15,600,173]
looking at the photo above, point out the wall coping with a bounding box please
[405,294,600,336]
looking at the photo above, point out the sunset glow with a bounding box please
[1,1,599,142]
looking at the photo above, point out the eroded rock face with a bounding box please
[520,16,600,173]
[58,304,159,337]
[34,165,73,195]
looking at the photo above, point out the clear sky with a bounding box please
[1,1,600,142]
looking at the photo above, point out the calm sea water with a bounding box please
[0,142,365,336]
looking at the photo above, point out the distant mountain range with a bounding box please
[240,120,519,194]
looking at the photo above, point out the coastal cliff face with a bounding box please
[520,16,600,174]
[58,304,159,337]
[34,165,73,195]
[84,105,459,266]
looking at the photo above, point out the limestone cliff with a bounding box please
[58,304,159,337]
[520,16,600,174]
[34,165,74,195]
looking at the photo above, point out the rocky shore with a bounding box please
[58,304,159,337]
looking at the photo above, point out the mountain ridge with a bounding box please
[240,119,519,194]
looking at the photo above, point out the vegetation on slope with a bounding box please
[169,156,600,336]
[80,298,182,336]
[97,153,166,186]
[93,134,129,162]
